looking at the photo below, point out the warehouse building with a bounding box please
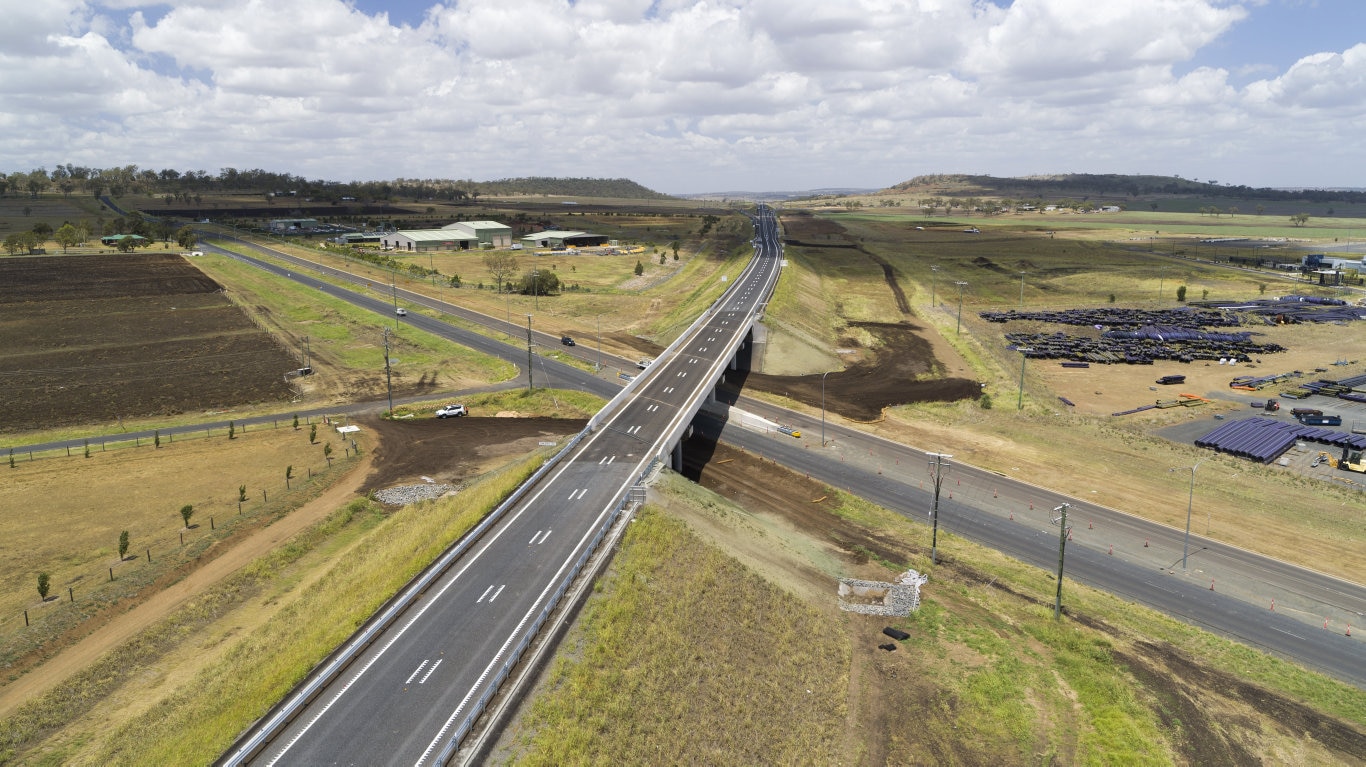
[382,229,479,252]
[441,220,513,248]
[521,229,611,248]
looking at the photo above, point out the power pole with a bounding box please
[927,453,952,564]
[525,315,534,392]
[1052,503,1071,619]
[382,328,394,416]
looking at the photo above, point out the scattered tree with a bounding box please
[228,421,235,440]
[483,252,519,293]
[1259,283,1267,295]
[634,260,644,276]
[292,414,299,430]
[118,530,130,560]
[37,572,50,601]
[670,241,680,260]
[659,253,666,265]
[175,225,197,249]
[1202,288,1209,300]
[1176,285,1188,302]
[1290,213,1310,227]
[309,423,317,444]
[180,504,194,528]
[323,442,333,460]
[239,484,248,503]
[285,465,293,488]
[1108,293,1116,303]
[154,429,160,448]
[54,223,80,252]
[979,392,993,410]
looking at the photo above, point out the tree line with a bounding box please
[0,165,671,204]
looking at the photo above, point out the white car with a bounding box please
[395,307,407,316]
[637,358,653,369]
[435,404,467,418]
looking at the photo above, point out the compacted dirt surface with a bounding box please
[360,416,587,491]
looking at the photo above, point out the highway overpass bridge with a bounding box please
[220,206,785,765]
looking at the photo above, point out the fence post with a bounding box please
[69,587,74,602]
[263,489,268,503]
[147,548,151,562]
[180,532,184,546]
[24,610,28,627]
[109,567,114,582]
[211,516,215,530]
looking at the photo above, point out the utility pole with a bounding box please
[927,453,952,564]
[955,281,968,335]
[525,314,534,392]
[1052,503,1071,619]
[820,371,831,447]
[1170,461,1202,571]
[596,314,602,371]
[930,265,939,307]
[1016,347,1033,409]
[382,328,394,416]
[1018,272,1027,308]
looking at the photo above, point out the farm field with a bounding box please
[0,253,298,433]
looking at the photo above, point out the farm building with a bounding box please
[382,229,479,252]
[335,232,382,245]
[268,218,319,232]
[521,230,611,248]
[441,220,513,248]
[99,234,147,247]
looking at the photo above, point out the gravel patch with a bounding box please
[374,483,459,506]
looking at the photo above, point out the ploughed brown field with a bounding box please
[0,253,299,432]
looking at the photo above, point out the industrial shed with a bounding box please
[383,229,479,252]
[441,220,513,248]
[521,229,610,248]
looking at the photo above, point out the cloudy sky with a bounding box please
[2,0,1362,193]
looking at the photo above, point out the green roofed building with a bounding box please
[382,229,479,252]
[441,220,513,248]
[521,230,611,248]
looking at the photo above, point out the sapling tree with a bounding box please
[118,531,130,560]
[228,421,236,440]
[180,504,194,528]
[292,414,299,430]
[309,423,317,444]
[37,572,50,600]
[154,430,161,448]
[239,484,248,503]
[285,465,293,488]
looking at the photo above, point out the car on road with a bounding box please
[560,336,575,346]
[637,358,653,369]
[435,404,467,418]
[395,307,407,316]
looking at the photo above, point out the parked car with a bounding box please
[637,358,653,369]
[561,336,576,346]
[395,307,407,316]
[435,404,468,418]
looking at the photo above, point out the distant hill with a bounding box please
[473,177,671,200]
[680,188,879,202]
[885,173,1366,205]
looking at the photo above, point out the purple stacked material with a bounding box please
[1058,396,1075,406]
[1111,404,1158,416]
[1196,418,1366,463]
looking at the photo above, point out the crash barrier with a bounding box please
[430,462,657,764]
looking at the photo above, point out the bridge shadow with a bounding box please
[681,334,754,482]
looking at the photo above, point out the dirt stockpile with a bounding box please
[742,321,979,421]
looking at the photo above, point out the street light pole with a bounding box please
[1016,347,1033,409]
[1170,461,1203,570]
[954,281,968,335]
[382,328,394,417]
[820,371,831,447]
[391,265,399,327]
[525,314,534,392]
[930,265,939,307]
[927,452,952,564]
[1158,266,1168,304]
[1018,272,1027,308]
[596,314,602,371]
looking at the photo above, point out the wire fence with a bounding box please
[2,436,361,663]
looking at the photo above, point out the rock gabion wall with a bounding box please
[837,569,928,616]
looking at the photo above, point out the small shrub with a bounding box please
[239,484,248,503]
[1176,285,1187,302]
[37,572,50,600]
[228,421,236,440]
[118,530,130,560]
[979,392,994,410]
[180,504,194,528]
[292,414,299,430]
[309,423,318,444]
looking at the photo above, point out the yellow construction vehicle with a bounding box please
[1340,448,1366,474]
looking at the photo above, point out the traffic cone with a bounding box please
[1348,623,1352,637]
[1270,599,1275,611]
[1029,502,1034,510]
[1144,538,1149,547]
[993,488,998,498]
[1323,617,1329,629]
[1009,511,1014,520]
[1210,578,1216,591]
[1108,544,1113,556]
[1088,520,1093,529]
